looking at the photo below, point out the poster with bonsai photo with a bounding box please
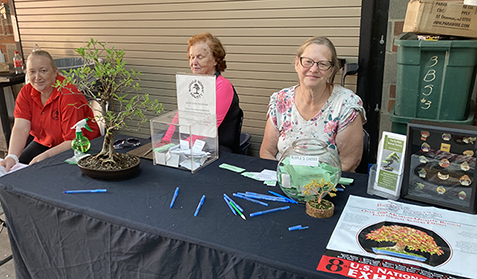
[320,195,477,279]
[375,132,407,196]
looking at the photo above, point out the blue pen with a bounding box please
[194,195,206,217]
[64,189,107,194]
[233,193,269,206]
[170,187,179,208]
[250,205,290,217]
[268,190,298,204]
[223,196,237,215]
[242,192,289,203]
[288,225,309,231]
[223,193,243,212]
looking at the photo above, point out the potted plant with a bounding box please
[303,178,338,218]
[56,38,163,179]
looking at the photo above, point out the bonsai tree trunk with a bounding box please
[96,130,116,164]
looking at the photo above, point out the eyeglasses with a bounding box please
[299,57,333,71]
[113,138,141,149]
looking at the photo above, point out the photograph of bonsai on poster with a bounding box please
[317,195,477,279]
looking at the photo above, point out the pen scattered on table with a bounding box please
[64,189,107,194]
[237,192,290,203]
[223,193,243,212]
[288,225,309,231]
[223,196,237,215]
[170,186,179,208]
[194,195,206,217]
[233,193,268,206]
[229,201,246,220]
[250,205,290,217]
[268,190,298,204]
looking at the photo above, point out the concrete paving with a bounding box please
[0,209,16,278]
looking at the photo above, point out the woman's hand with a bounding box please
[335,115,364,172]
[260,118,280,160]
[0,156,17,172]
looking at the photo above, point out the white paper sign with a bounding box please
[176,74,216,115]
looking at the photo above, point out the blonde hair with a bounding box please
[27,50,57,70]
[296,36,340,84]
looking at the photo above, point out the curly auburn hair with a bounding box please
[187,33,227,72]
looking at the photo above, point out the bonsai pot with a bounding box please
[77,153,141,180]
[306,198,334,218]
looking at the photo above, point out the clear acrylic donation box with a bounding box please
[150,110,218,173]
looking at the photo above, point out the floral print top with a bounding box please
[267,85,366,160]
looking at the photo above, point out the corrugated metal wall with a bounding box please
[13,0,361,157]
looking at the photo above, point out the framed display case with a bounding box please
[401,119,477,214]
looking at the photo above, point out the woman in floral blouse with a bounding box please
[260,36,366,172]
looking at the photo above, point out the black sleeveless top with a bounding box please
[216,72,243,154]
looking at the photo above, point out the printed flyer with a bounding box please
[373,132,407,199]
[318,195,477,279]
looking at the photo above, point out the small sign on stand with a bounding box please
[367,131,407,200]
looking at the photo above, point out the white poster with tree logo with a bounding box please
[176,74,216,137]
[176,73,216,115]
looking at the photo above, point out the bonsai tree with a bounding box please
[303,178,338,205]
[366,225,444,256]
[303,178,338,218]
[55,38,163,169]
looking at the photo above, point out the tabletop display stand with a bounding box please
[149,110,218,173]
[401,119,477,213]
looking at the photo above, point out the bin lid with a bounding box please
[395,32,477,48]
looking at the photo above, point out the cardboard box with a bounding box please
[403,0,477,38]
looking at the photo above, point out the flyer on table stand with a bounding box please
[318,195,477,279]
[372,132,407,200]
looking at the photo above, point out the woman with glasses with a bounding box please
[0,50,101,172]
[260,36,366,172]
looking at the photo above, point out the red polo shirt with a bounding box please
[14,74,101,147]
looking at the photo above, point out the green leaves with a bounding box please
[53,38,163,157]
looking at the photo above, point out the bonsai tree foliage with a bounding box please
[366,225,444,256]
[382,152,400,171]
[55,38,163,167]
[303,178,338,204]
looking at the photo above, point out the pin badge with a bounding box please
[421,142,430,153]
[463,137,476,144]
[442,133,451,141]
[419,156,429,163]
[458,191,467,200]
[440,143,451,153]
[463,150,474,157]
[418,168,427,178]
[436,186,446,195]
[460,175,472,186]
[461,161,470,171]
[437,172,449,180]
[421,131,430,141]
[439,159,450,168]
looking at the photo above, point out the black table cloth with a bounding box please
[0,137,376,279]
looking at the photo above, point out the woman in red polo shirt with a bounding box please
[0,50,100,172]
